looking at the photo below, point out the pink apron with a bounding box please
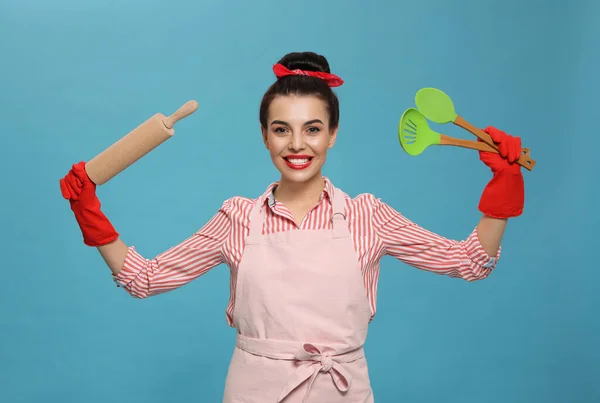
[223,187,375,403]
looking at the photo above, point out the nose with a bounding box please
[289,131,305,151]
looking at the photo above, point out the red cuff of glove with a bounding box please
[70,198,120,247]
[479,169,524,218]
[60,162,119,247]
[478,127,525,219]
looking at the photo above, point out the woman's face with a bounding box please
[262,94,337,185]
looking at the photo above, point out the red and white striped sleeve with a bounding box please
[112,198,235,298]
[369,196,501,281]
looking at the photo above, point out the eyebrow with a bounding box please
[270,119,324,126]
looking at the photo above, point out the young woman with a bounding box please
[60,51,525,402]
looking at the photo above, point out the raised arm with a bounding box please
[373,126,524,281]
[60,161,231,298]
[372,199,500,281]
[473,126,525,255]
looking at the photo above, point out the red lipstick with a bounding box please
[283,155,313,170]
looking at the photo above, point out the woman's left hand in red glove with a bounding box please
[478,126,525,219]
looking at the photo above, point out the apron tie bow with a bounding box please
[277,343,354,403]
[235,335,365,403]
[320,355,334,372]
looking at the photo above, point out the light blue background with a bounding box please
[1,0,598,402]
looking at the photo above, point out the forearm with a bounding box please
[97,237,130,276]
[60,161,228,296]
[476,214,507,257]
[372,195,498,281]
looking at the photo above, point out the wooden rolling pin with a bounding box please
[85,100,199,185]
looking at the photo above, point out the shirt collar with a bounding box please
[260,176,334,208]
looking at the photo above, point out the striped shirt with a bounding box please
[113,177,500,326]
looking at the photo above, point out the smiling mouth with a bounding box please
[283,155,313,170]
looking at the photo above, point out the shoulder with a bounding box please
[336,189,403,221]
[334,189,384,219]
[218,195,259,218]
[336,189,382,209]
[214,180,277,220]
[219,195,257,210]
[194,195,259,236]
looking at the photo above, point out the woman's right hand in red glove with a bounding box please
[60,162,119,246]
[477,127,525,219]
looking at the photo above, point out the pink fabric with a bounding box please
[223,186,374,402]
[113,177,500,326]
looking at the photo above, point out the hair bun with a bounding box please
[260,51,341,130]
[277,51,331,74]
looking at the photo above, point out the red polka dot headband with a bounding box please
[272,63,344,87]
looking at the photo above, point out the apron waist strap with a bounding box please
[236,333,364,403]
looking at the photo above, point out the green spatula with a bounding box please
[415,88,536,171]
[398,108,500,156]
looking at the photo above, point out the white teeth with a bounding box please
[288,158,310,165]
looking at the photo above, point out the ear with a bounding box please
[261,125,269,149]
[328,126,338,149]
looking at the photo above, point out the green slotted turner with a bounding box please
[398,108,500,156]
[414,87,536,171]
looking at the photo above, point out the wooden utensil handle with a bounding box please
[454,115,536,171]
[440,134,531,155]
[439,134,498,152]
[163,100,199,129]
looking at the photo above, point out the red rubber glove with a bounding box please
[478,127,525,218]
[60,161,119,246]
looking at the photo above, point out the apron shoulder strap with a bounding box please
[331,187,349,239]
[331,187,348,218]
[246,196,266,244]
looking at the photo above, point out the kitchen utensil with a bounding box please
[414,87,536,171]
[399,108,502,156]
[85,100,199,185]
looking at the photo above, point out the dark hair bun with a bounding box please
[277,51,331,74]
[260,51,340,130]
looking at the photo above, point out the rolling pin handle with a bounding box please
[163,100,199,129]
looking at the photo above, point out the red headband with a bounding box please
[272,63,344,87]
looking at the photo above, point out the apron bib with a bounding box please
[223,187,374,403]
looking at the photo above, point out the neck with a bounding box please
[274,173,325,206]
